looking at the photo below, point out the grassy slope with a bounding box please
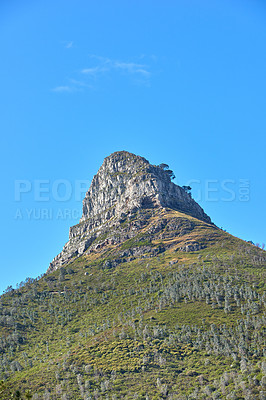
[0,208,265,399]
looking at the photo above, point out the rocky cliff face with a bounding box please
[48,151,212,272]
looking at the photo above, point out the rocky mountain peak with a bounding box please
[81,150,210,224]
[48,151,211,272]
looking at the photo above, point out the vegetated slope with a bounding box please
[0,207,265,400]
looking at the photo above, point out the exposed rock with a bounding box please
[179,242,206,252]
[81,151,210,226]
[101,258,124,270]
[48,151,212,272]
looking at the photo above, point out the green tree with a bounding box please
[158,163,169,170]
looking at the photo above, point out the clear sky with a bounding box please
[0,0,265,294]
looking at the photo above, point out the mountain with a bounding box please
[0,151,265,400]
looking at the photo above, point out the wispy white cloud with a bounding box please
[65,41,73,49]
[52,55,155,94]
[60,40,74,49]
[81,57,151,80]
[81,66,108,75]
[52,85,73,93]
[51,79,93,93]
[113,62,150,77]
[69,79,93,89]
[88,55,111,63]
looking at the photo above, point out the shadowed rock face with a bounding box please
[48,151,212,272]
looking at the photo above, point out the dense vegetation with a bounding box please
[0,208,265,399]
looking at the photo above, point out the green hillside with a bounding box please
[0,207,265,399]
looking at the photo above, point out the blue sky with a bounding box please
[0,0,265,294]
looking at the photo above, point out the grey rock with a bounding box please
[179,242,206,252]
